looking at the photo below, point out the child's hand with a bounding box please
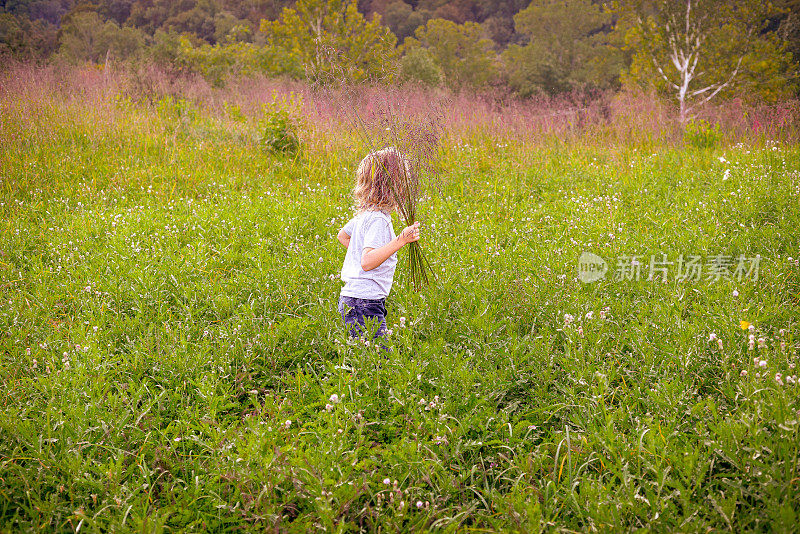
[399,221,421,245]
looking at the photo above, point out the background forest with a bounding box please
[2,0,800,106]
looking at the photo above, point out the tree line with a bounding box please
[2,0,799,110]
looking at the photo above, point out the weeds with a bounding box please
[0,66,799,531]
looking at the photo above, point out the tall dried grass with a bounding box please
[3,61,800,151]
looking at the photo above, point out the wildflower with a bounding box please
[329,393,340,404]
[775,373,784,386]
[325,404,334,412]
[709,333,718,341]
[384,478,391,485]
[285,420,292,428]
[717,338,723,351]
[757,337,766,349]
[759,360,767,368]
[748,334,755,351]
[781,340,787,352]
[740,370,748,377]
[564,313,574,325]
[399,316,406,326]
[748,324,755,333]
[416,501,423,508]
[585,311,594,320]
[740,320,751,330]
[732,289,739,297]
[786,375,796,384]
[577,326,584,337]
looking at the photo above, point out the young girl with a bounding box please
[336,147,420,340]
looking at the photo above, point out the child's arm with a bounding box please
[361,222,420,272]
[337,228,351,249]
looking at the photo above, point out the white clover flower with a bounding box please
[284,420,292,428]
[416,501,423,508]
[709,333,718,341]
[717,339,723,351]
[325,404,333,412]
[759,360,767,368]
[330,393,340,404]
[748,324,755,333]
[732,289,739,297]
[757,338,766,349]
[564,313,574,325]
[585,311,594,320]
[740,370,748,377]
[383,478,391,485]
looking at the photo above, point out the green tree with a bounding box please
[398,46,442,85]
[0,12,58,59]
[57,10,146,63]
[404,18,496,90]
[261,0,397,82]
[616,0,798,122]
[178,36,278,84]
[383,1,428,41]
[502,0,621,97]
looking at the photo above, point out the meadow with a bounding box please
[1,65,800,532]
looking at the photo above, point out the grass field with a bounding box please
[1,67,800,532]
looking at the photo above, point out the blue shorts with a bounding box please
[338,295,388,339]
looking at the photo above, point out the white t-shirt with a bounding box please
[340,210,397,299]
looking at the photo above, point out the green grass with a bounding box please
[1,89,799,532]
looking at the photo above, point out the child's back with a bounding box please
[340,210,397,300]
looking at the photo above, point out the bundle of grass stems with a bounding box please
[352,100,442,291]
[307,54,443,290]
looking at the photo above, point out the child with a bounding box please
[336,147,420,340]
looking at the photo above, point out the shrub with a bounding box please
[684,118,723,148]
[259,93,303,156]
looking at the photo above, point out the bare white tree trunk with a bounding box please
[643,0,746,125]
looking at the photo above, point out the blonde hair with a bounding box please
[353,147,410,212]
